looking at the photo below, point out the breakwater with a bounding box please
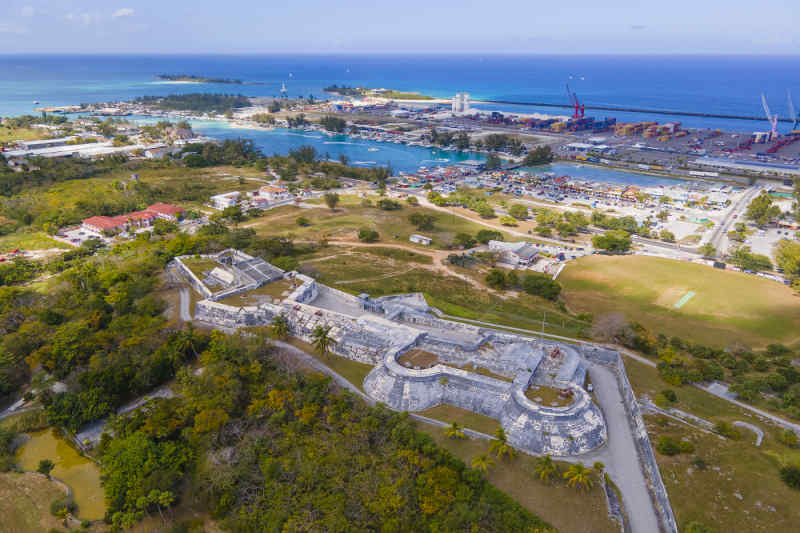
[481,100,793,123]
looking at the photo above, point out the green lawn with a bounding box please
[286,337,374,392]
[418,404,501,435]
[560,255,800,349]
[622,355,800,532]
[0,231,63,253]
[247,201,518,250]
[420,424,619,533]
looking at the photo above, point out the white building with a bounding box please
[451,93,470,113]
[210,192,241,210]
[488,240,539,268]
[409,234,432,246]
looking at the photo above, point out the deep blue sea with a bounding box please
[2,54,799,176]
[2,54,799,131]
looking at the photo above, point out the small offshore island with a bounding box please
[155,74,249,85]
[324,84,435,100]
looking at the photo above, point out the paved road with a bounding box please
[179,287,192,321]
[709,185,761,254]
[580,363,662,533]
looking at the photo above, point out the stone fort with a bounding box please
[173,249,607,456]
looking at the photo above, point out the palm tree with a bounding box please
[593,461,605,475]
[534,454,558,484]
[472,454,495,473]
[312,325,336,358]
[564,462,594,491]
[445,422,465,439]
[489,427,516,459]
[270,314,290,340]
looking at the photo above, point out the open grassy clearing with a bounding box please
[285,337,374,392]
[0,472,73,533]
[218,278,295,306]
[525,385,575,407]
[181,257,219,279]
[355,246,433,264]
[305,254,589,338]
[0,230,63,253]
[645,414,800,532]
[419,424,619,533]
[419,404,501,435]
[397,349,439,368]
[21,164,266,215]
[0,125,47,144]
[622,355,800,531]
[560,255,800,349]
[247,200,518,250]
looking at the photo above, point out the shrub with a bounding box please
[485,269,508,290]
[522,274,561,301]
[656,436,694,456]
[377,199,402,211]
[713,421,741,440]
[453,233,476,249]
[476,229,503,244]
[780,464,800,490]
[358,228,379,243]
[50,495,77,516]
[296,217,310,227]
[778,429,799,448]
[684,522,718,533]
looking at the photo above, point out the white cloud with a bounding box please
[112,8,135,18]
[21,6,35,17]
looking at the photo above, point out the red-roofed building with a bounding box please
[147,203,185,221]
[82,216,124,233]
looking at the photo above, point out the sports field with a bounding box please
[560,255,800,349]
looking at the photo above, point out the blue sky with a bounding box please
[2,0,798,54]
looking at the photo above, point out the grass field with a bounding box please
[419,424,619,533]
[286,337,374,392]
[218,278,295,306]
[307,256,589,339]
[0,126,47,144]
[622,355,800,532]
[418,404,501,435]
[0,472,72,533]
[246,199,517,250]
[560,255,800,349]
[0,231,63,253]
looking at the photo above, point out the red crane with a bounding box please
[566,84,584,119]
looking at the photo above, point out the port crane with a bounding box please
[566,84,584,119]
[788,89,799,130]
[761,92,779,140]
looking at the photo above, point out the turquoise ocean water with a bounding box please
[2,54,798,178]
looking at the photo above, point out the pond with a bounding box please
[15,429,105,520]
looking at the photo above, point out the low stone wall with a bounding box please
[365,348,607,456]
[195,299,283,329]
[172,257,213,299]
